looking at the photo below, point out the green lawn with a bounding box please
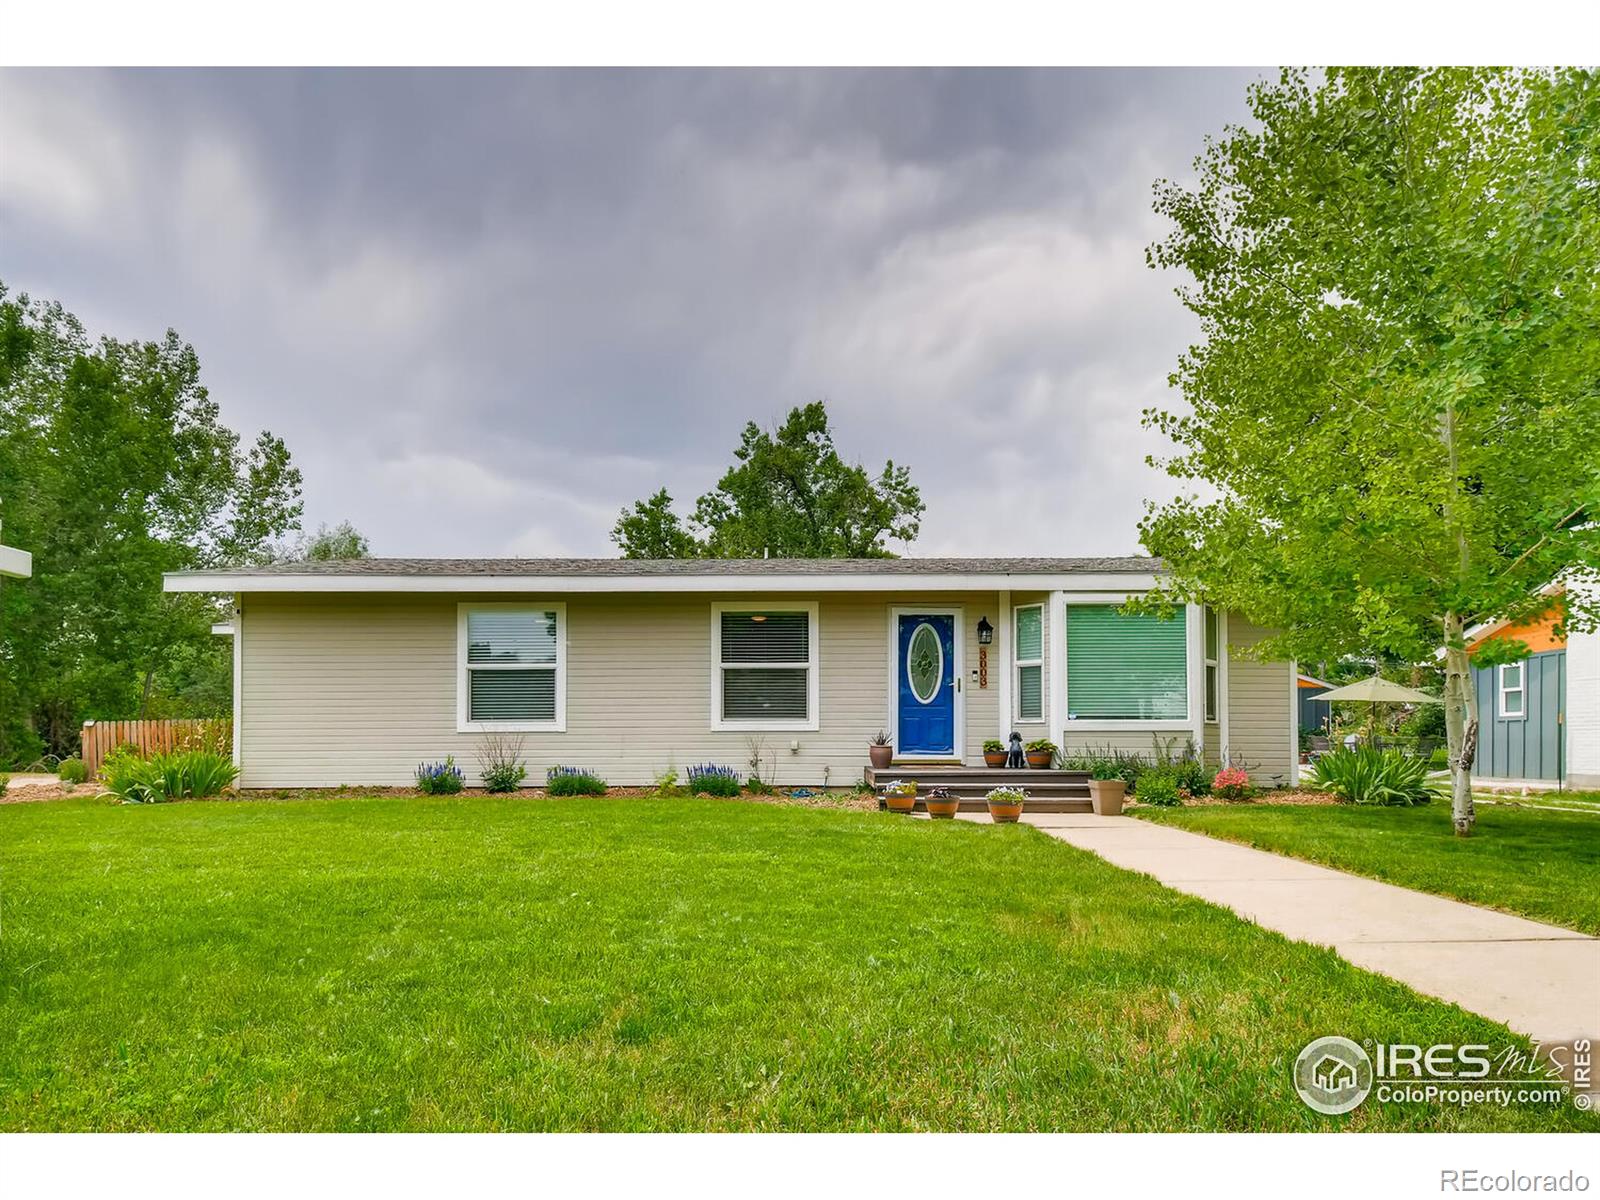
[1137,802,1600,935]
[1478,789,1600,814]
[1,795,1591,1132]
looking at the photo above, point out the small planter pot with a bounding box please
[983,750,1007,768]
[924,789,960,820]
[987,797,1024,823]
[1025,750,1054,769]
[868,743,893,769]
[883,785,916,814]
[1088,778,1127,816]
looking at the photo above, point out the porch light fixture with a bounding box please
[976,616,994,645]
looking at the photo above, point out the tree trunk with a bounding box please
[1442,612,1478,836]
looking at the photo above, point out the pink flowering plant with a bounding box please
[1211,766,1254,802]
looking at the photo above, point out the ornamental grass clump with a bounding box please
[475,735,528,793]
[546,766,607,796]
[1309,746,1439,807]
[414,757,465,795]
[100,747,239,804]
[687,764,741,798]
[57,757,88,785]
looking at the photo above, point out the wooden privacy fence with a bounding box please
[79,718,232,776]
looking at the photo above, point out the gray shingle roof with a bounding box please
[172,556,1159,578]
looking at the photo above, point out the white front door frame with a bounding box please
[886,605,966,762]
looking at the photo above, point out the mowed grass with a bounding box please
[1,796,1592,1132]
[1137,802,1600,935]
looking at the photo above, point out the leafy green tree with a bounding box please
[0,283,305,763]
[611,489,703,560]
[613,402,924,559]
[281,520,371,562]
[1138,68,1600,834]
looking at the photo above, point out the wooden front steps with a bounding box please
[862,764,1092,813]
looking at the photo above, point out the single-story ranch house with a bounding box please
[164,557,1299,790]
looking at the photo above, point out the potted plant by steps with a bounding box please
[1025,738,1058,769]
[985,785,1026,823]
[924,785,960,820]
[982,739,1007,768]
[881,778,917,814]
[868,730,893,769]
[1087,761,1127,816]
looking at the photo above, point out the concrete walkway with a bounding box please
[968,812,1600,1044]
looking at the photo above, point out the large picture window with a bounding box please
[457,604,566,731]
[1014,603,1043,722]
[1066,604,1187,721]
[712,603,819,730]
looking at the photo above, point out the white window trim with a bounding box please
[1060,598,1193,726]
[1498,662,1526,720]
[1203,605,1220,723]
[457,602,567,733]
[1012,602,1045,724]
[710,601,820,732]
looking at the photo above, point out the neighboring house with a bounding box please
[1463,579,1600,789]
[161,557,1300,789]
[0,515,30,580]
[1297,673,1334,735]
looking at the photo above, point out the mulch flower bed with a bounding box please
[1135,788,1343,809]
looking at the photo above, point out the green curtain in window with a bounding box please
[1066,605,1186,720]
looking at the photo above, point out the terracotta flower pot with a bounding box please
[983,751,1007,768]
[1088,778,1127,816]
[1025,750,1054,769]
[987,798,1024,823]
[884,788,916,814]
[925,792,960,820]
[869,744,893,769]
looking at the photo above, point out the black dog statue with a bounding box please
[1005,731,1026,769]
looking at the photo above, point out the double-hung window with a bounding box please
[458,603,566,731]
[1204,606,1219,722]
[1498,663,1526,719]
[712,603,819,730]
[1014,603,1044,722]
[1065,604,1187,721]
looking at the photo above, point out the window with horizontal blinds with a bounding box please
[467,610,557,664]
[1066,604,1187,720]
[716,608,814,725]
[1014,604,1043,721]
[719,611,808,662]
[460,606,563,727]
[470,669,556,721]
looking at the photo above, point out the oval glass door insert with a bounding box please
[907,622,943,704]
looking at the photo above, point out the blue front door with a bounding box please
[897,614,956,756]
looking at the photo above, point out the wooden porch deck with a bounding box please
[861,764,1092,812]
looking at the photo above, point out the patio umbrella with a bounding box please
[1317,674,1441,745]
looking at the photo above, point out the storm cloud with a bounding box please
[0,68,1262,556]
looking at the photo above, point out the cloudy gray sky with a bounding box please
[0,68,1262,557]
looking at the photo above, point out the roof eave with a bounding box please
[162,569,1163,595]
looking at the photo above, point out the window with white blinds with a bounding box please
[1014,603,1044,721]
[712,604,819,729]
[1065,604,1187,721]
[457,604,566,730]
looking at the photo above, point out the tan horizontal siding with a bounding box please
[1225,615,1294,786]
[239,591,1006,788]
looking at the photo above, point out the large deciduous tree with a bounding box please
[613,402,924,559]
[1138,68,1600,835]
[0,283,307,763]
